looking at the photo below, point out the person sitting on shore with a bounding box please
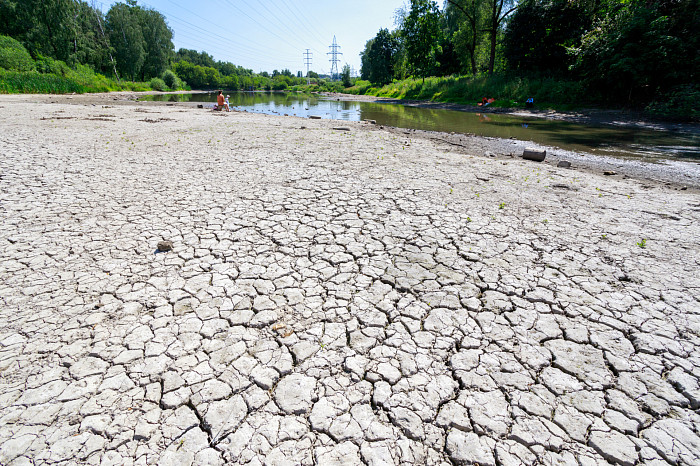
[216,90,229,111]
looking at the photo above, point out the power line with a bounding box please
[96,0,335,73]
[216,0,326,59]
[162,0,284,57]
[217,0,316,54]
[278,0,329,47]
[141,0,304,68]
[162,16,297,64]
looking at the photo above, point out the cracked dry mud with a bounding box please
[0,97,699,466]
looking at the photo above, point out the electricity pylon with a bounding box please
[303,49,312,85]
[327,36,342,81]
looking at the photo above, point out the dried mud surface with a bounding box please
[1,95,699,465]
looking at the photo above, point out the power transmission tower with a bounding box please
[303,49,313,85]
[327,36,342,81]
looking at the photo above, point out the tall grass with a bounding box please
[0,67,155,94]
[0,70,85,93]
[345,74,593,110]
[1,52,172,95]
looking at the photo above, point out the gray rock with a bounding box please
[157,240,174,252]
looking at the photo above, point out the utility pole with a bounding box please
[303,49,313,85]
[327,36,342,81]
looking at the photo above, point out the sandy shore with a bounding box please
[1,95,699,464]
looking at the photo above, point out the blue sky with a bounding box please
[98,0,408,75]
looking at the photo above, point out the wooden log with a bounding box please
[523,147,546,162]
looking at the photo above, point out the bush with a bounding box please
[35,56,71,76]
[646,85,700,121]
[149,77,167,91]
[121,81,150,92]
[0,35,35,72]
[68,64,114,92]
[272,81,288,91]
[162,69,177,89]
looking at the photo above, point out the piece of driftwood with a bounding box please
[523,148,546,162]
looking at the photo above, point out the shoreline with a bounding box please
[320,92,700,134]
[1,94,699,464]
[11,89,700,132]
[2,91,698,189]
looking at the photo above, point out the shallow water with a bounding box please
[140,92,700,163]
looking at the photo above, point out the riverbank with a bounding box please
[1,94,699,465]
[322,91,700,134]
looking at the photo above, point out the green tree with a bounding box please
[0,0,115,74]
[172,60,221,89]
[402,0,443,81]
[570,0,699,105]
[504,0,590,74]
[360,28,399,84]
[445,0,484,75]
[174,49,215,68]
[341,64,352,87]
[0,0,74,63]
[30,0,76,62]
[484,0,518,75]
[72,2,112,73]
[139,8,173,80]
[106,1,145,81]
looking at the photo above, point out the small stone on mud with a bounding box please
[557,161,572,168]
[157,240,173,252]
[604,171,617,176]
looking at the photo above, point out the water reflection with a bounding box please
[139,92,700,162]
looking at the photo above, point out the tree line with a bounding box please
[0,0,335,92]
[361,0,699,107]
[0,0,172,82]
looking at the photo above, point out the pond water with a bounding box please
[140,92,700,163]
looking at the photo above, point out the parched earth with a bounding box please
[0,96,699,465]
